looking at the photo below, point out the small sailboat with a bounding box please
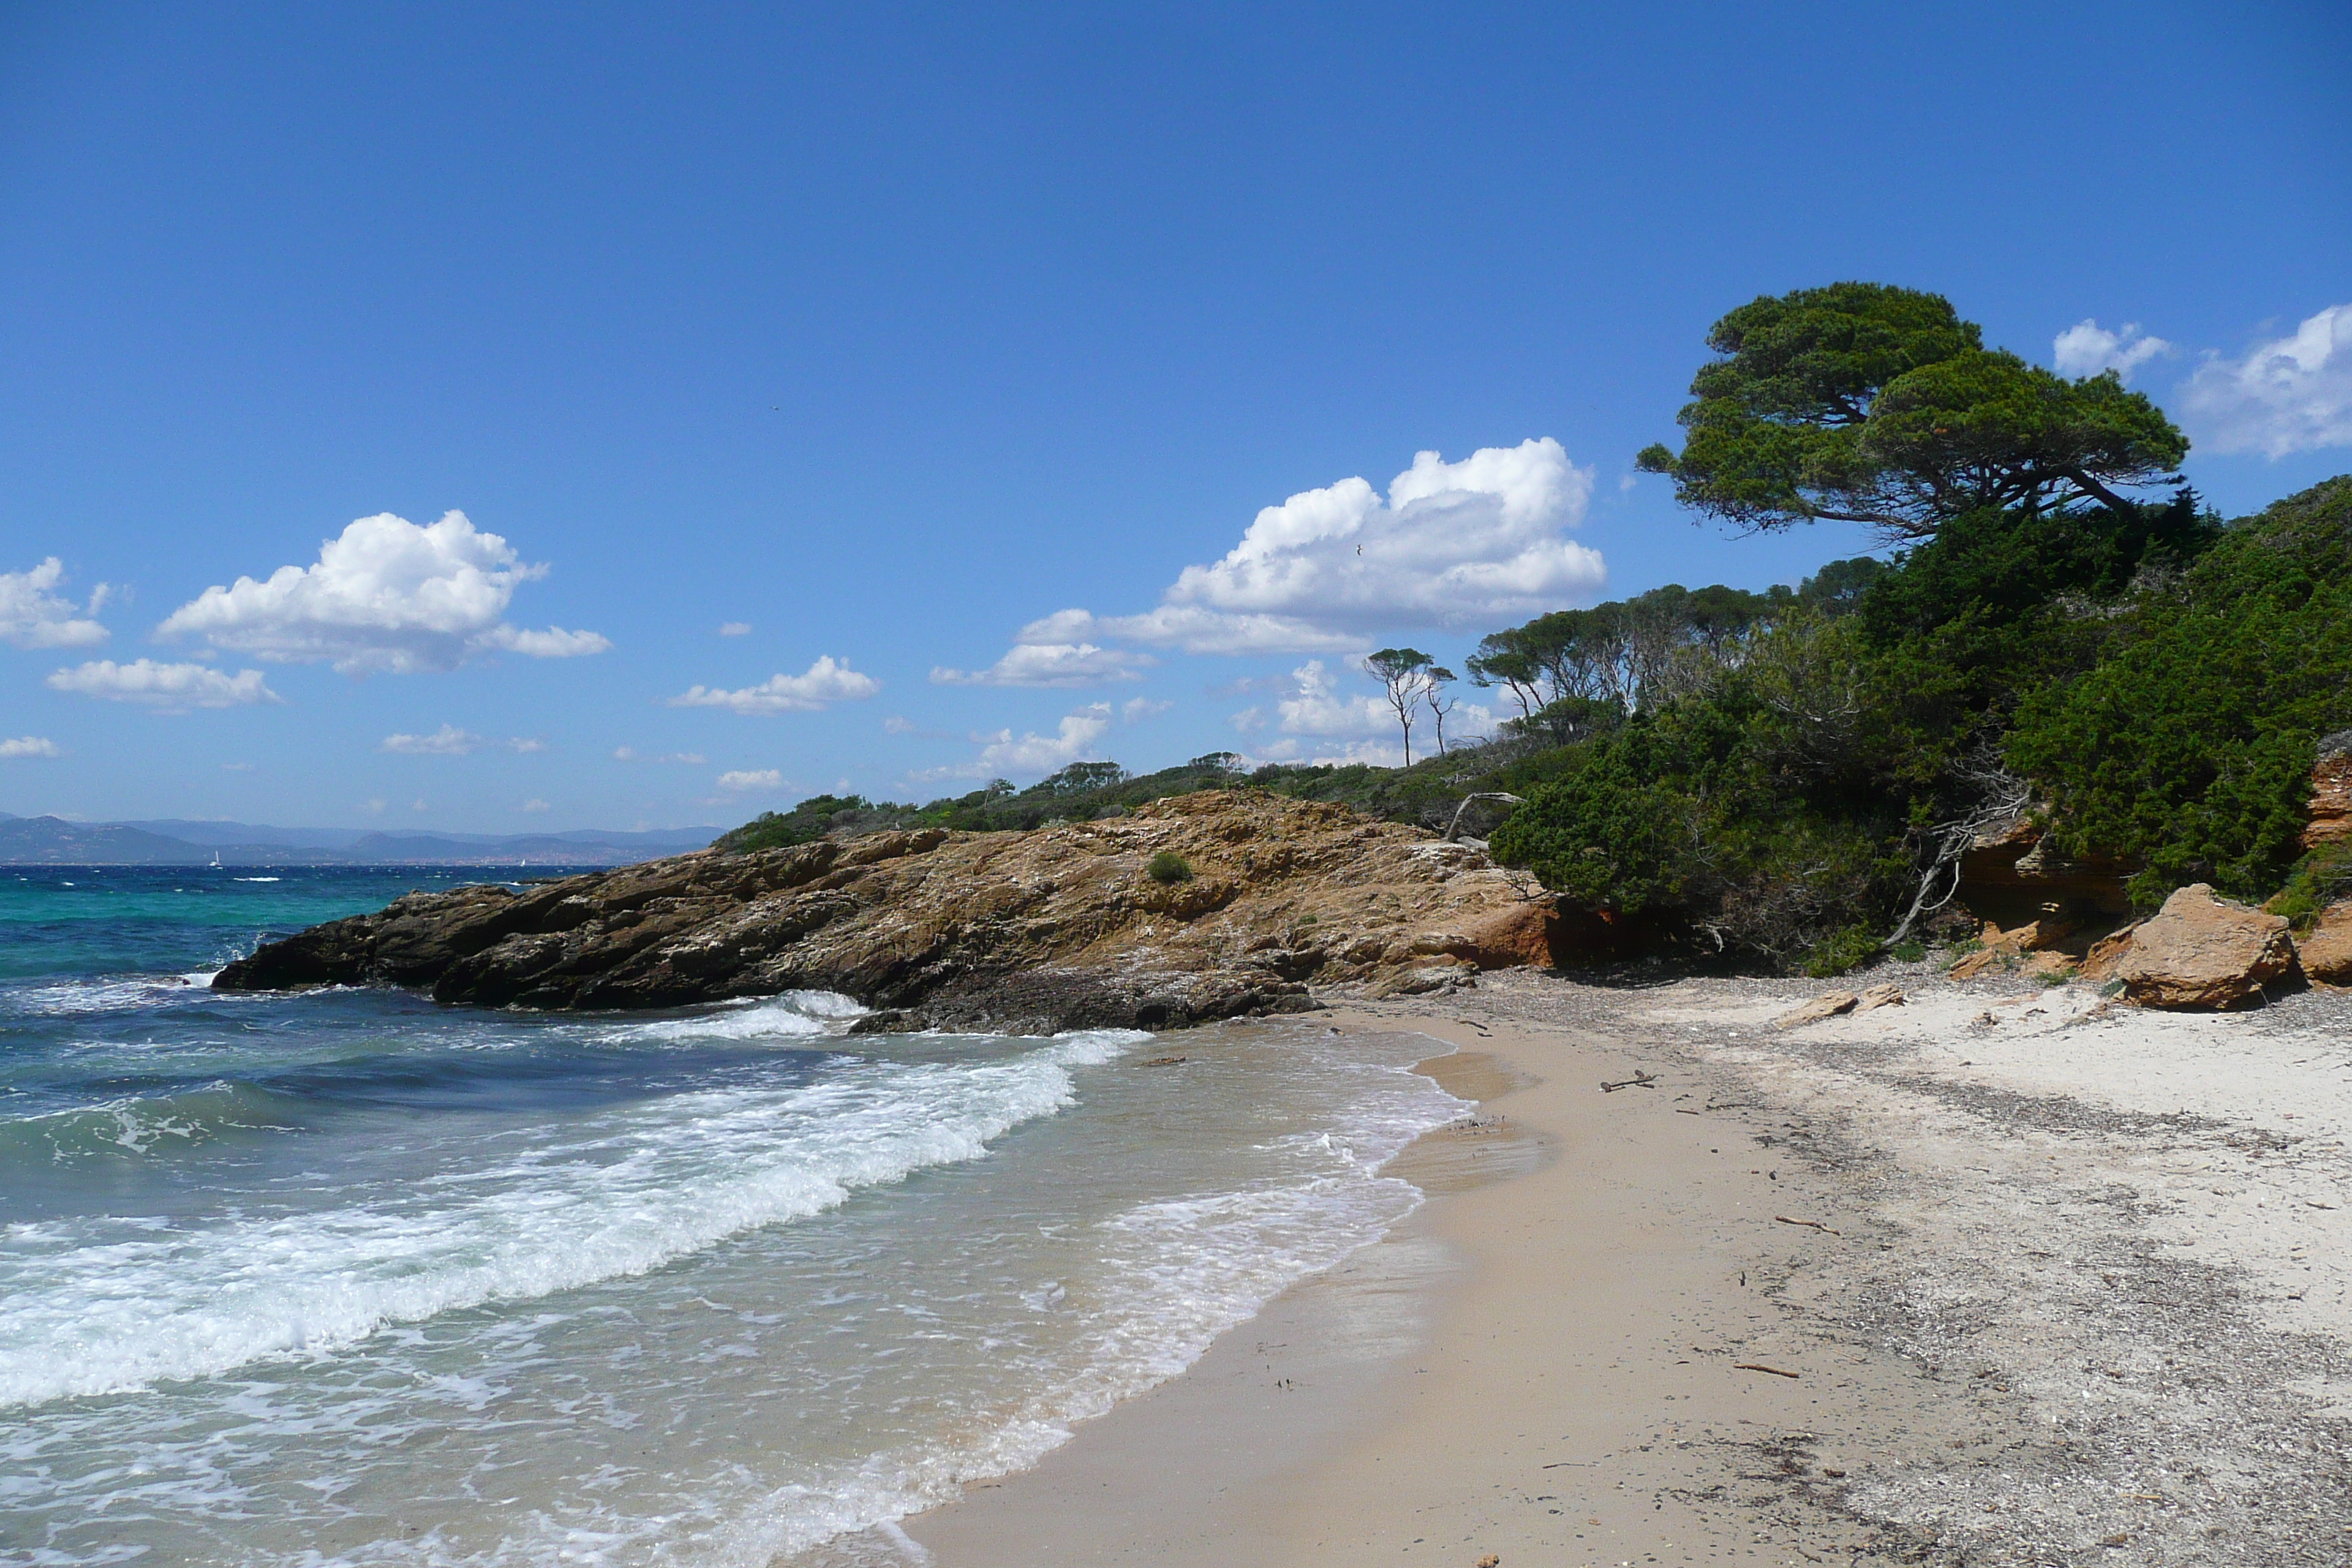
[210,851,222,869]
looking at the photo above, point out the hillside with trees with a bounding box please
[720,283,2351,977]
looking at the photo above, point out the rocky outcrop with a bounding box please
[214,791,1561,1032]
[2296,901,2352,985]
[2109,883,2300,1009]
[2304,731,2352,851]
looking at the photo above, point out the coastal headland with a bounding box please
[213,790,1561,1032]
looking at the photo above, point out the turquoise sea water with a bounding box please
[0,866,1461,1565]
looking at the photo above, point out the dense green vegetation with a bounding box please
[1495,284,2349,969]
[720,284,2350,976]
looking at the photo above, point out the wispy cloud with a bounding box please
[0,736,61,759]
[614,746,708,763]
[717,768,783,791]
[932,641,1156,687]
[669,656,881,715]
[718,622,752,636]
[157,511,608,674]
[883,715,962,740]
[47,659,279,711]
[380,724,486,755]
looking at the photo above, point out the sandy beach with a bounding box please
[904,968,2352,1567]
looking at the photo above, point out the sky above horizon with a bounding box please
[3,1,2348,832]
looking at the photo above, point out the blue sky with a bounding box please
[2,1,2348,832]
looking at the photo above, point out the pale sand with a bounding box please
[901,970,2352,1567]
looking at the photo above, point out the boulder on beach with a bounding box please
[2111,883,2299,1009]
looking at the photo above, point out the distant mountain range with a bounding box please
[0,812,721,866]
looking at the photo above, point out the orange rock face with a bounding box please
[2297,902,2352,985]
[2304,745,2352,851]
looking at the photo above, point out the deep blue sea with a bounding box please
[0,865,1461,1566]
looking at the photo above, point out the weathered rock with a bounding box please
[2077,924,2138,984]
[1369,962,1475,999]
[214,791,1558,1033]
[2296,900,2352,985]
[2305,731,2352,851]
[1855,984,1906,1011]
[2114,883,2299,1009]
[1456,901,1560,969]
[1776,992,1858,1028]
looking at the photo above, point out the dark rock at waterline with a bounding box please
[214,791,1564,1033]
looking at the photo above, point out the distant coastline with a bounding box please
[0,812,720,867]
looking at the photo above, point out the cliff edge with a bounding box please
[213,791,1561,1033]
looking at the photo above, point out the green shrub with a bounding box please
[2005,479,2352,905]
[1145,851,1194,884]
[2268,843,2352,930]
[1803,924,1882,978]
[1889,939,1927,963]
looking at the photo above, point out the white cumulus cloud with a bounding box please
[2053,319,2172,381]
[47,659,279,711]
[380,724,486,755]
[974,705,1113,775]
[931,640,1156,687]
[614,746,708,764]
[1,559,109,649]
[718,622,752,637]
[2181,305,2352,458]
[156,510,610,674]
[521,797,551,813]
[717,769,783,791]
[958,438,1602,668]
[1273,659,1395,739]
[1121,696,1172,723]
[921,706,1115,780]
[669,656,881,715]
[1,736,61,759]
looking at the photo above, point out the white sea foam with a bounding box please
[1,974,206,1017]
[1,1022,1457,1568]
[613,991,871,1044]
[0,1030,1136,1408]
